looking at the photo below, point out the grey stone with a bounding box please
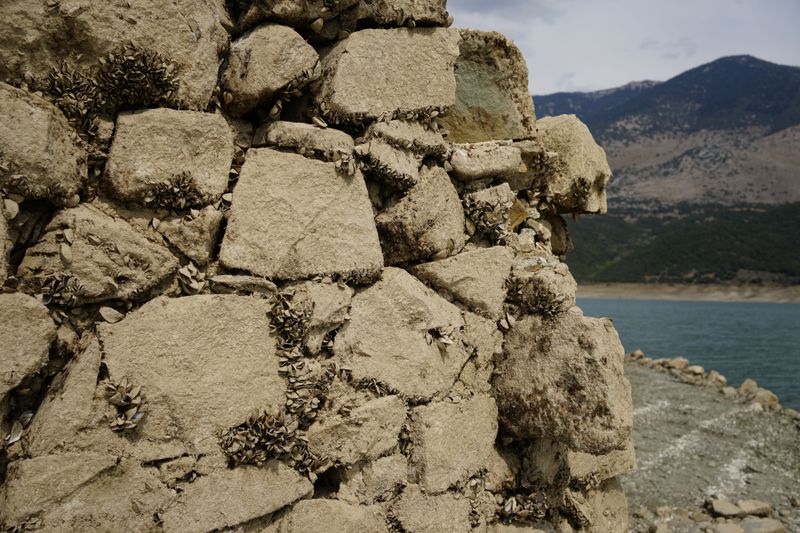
[439,29,536,143]
[256,121,354,160]
[157,206,224,265]
[737,499,773,517]
[740,518,788,533]
[391,484,472,533]
[463,182,518,244]
[0,207,8,282]
[308,395,406,465]
[409,394,498,493]
[0,82,86,204]
[105,108,235,206]
[365,119,448,158]
[317,28,460,124]
[18,204,178,305]
[346,0,450,28]
[0,1,230,109]
[334,267,470,400]
[450,142,523,182]
[220,148,383,281]
[289,280,354,354]
[223,24,320,117]
[507,256,577,316]
[264,499,388,533]
[162,462,312,533]
[494,307,633,454]
[209,275,278,296]
[376,166,465,264]
[410,246,514,319]
[97,295,286,454]
[358,140,422,191]
[566,439,636,485]
[235,0,360,31]
[0,294,56,411]
[709,499,746,518]
[337,454,408,504]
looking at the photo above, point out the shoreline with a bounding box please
[577,282,800,304]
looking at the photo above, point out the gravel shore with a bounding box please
[623,361,800,532]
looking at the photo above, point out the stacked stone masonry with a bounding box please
[0,1,627,532]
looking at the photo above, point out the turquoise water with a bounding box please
[577,298,800,409]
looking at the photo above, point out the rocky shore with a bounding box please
[623,352,800,533]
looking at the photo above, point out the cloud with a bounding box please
[640,37,698,60]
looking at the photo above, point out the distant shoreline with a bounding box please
[577,282,800,304]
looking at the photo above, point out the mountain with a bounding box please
[535,55,800,209]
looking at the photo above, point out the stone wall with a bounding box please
[0,1,631,531]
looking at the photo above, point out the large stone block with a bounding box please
[410,246,514,319]
[0,294,56,411]
[220,149,383,281]
[337,454,408,504]
[256,121,354,161]
[493,307,633,454]
[97,295,286,453]
[0,82,86,204]
[536,115,612,214]
[376,166,465,265]
[507,255,577,317]
[264,499,388,533]
[333,268,470,400]
[450,142,523,182]
[0,1,230,109]
[105,108,235,206]
[409,394,498,493]
[18,204,178,305]
[317,28,460,124]
[440,30,536,143]
[391,484,472,533]
[223,24,319,117]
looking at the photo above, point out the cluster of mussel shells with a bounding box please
[103,376,145,432]
[463,194,515,245]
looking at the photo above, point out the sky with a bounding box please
[448,0,800,95]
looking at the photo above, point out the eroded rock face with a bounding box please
[0,208,9,281]
[265,499,388,533]
[0,0,230,109]
[105,109,235,207]
[440,30,536,143]
[220,149,383,281]
[337,454,408,504]
[409,394,498,493]
[365,119,449,159]
[257,121,354,160]
[376,166,465,265]
[18,204,178,305]
[450,142,524,182]
[391,484,472,533]
[235,0,361,31]
[357,140,422,192]
[0,294,56,411]
[317,28,460,124]
[223,24,320,117]
[494,307,633,454]
[333,268,469,400]
[0,82,86,204]
[410,246,514,319]
[507,255,578,317]
[97,295,286,454]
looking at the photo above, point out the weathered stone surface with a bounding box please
[18,204,178,305]
[223,25,320,117]
[494,307,633,454]
[391,484,472,533]
[709,499,746,518]
[24,337,102,456]
[162,462,312,533]
[264,499,388,533]
[536,115,612,214]
[410,246,514,319]
[457,312,502,394]
[566,439,636,485]
[288,280,353,354]
[334,268,469,400]
[543,214,573,256]
[737,500,773,517]
[358,140,422,191]
[97,295,285,453]
[157,206,223,265]
[463,182,518,243]
[0,1,229,109]
[236,0,360,31]
[507,256,577,316]
[366,119,448,158]
[105,108,235,206]
[220,149,383,281]
[1,456,172,531]
[409,394,498,493]
[580,478,629,533]
[440,29,536,143]
[348,0,450,27]
[256,121,354,160]
[739,518,788,533]
[0,207,9,281]
[317,28,460,124]
[0,293,55,422]
[0,82,86,203]
[376,166,465,265]
[450,142,523,181]
[337,454,408,504]
[209,275,278,296]
[308,395,406,465]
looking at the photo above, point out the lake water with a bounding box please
[577,298,800,409]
